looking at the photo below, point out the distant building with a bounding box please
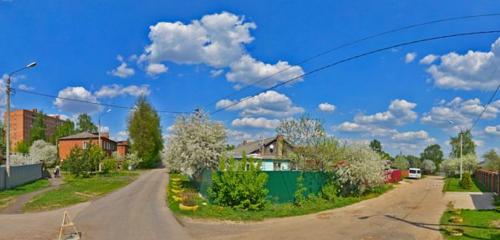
[230,135,296,171]
[116,141,129,157]
[58,132,117,160]
[4,109,65,150]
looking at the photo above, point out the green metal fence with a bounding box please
[193,169,328,203]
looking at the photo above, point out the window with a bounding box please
[273,162,281,171]
[83,142,90,149]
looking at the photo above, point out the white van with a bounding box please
[408,168,422,179]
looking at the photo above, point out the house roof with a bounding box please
[231,137,276,156]
[59,131,98,140]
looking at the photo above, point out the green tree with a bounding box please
[483,149,500,171]
[369,139,382,153]
[15,141,30,154]
[449,130,475,158]
[51,120,76,144]
[128,96,163,168]
[406,155,422,168]
[392,155,409,170]
[420,144,444,170]
[30,111,46,144]
[76,113,97,133]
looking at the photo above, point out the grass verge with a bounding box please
[443,177,483,192]
[0,179,50,208]
[167,173,393,221]
[24,171,138,212]
[440,209,500,239]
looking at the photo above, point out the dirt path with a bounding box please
[184,176,447,240]
[0,177,63,214]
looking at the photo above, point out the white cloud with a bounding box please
[216,90,304,118]
[421,97,500,130]
[146,63,168,76]
[391,130,432,142]
[17,84,33,90]
[94,84,150,98]
[110,62,135,78]
[210,69,224,78]
[54,87,100,113]
[405,52,417,63]
[484,125,500,136]
[354,99,417,126]
[318,102,336,112]
[226,129,254,144]
[140,12,255,68]
[139,12,303,88]
[419,54,438,65]
[226,54,304,88]
[114,130,129,141]
[232,117,280,129]
[426,37,500,90]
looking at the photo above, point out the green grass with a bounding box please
[167,174,393,221]
[443,177,483,192]
[440,209,500,239]
[0,179,50,208]
[24,171,138,212]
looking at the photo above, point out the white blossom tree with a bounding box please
[422,159,436,174]
[164,110,226,176]
[334,144,386,196]
[29,140,58,166]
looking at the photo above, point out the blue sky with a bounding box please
[1,0,499,157]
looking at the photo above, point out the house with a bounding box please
[231,135,296,171]
[5,109,65,150]
[58,132,117,160]
[116,141,129,157]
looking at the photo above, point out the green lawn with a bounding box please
[443,177,483,192]
[24,171,138,212]
[440,209,500,239]
[167,174,393,221]
[0,179,50,208]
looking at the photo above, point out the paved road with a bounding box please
[185,176,447,240]
[0,169,191,240]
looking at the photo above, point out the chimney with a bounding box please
[32,108,38,113]
[242,140,248,145]
[100,132,110,139]
[277,135,284,157]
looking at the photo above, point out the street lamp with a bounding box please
[448,120,464,180]
[5,61,37,176]
[98,109,112,148]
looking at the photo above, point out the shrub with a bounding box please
[294,174,307,206]
[180,190,198,206]
[334,145,386,196]
[321,182,338,202]
[102,158,117,174]
[422,159,436,174]
[209,156,268,210]
[15,141,30,154]
[29,140,58,167]
[62,144,106,177]
[460,172,472,189]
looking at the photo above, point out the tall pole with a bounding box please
[5,76,11,176]
[98,116,101,149]
[459,131,463,180]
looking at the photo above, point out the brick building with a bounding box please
[58,132,117,160]
[4,109,65,150]
[116,141,129,157]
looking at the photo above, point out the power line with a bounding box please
[13,88,190,115]
[211,30,500,115]
[470,83,500,131]
[204,13,500,109]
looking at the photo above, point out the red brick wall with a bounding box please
[58,138,116,160]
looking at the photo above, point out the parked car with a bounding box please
[408,168,422,179]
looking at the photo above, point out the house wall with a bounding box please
[117,144,128,157]
[58,138,116,160]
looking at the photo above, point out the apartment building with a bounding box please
[4,109,65,150]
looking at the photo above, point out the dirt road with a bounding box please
[185,176,447,240]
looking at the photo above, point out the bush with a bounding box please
[62,144,106,177]
[321,182,338,202]
[209,156,268,210]
[422,159,436,174]
[102,158,117,174]
[442,154,478,177]
[460,172,472,189]
[294,174,307,206]
[334,145,386,196]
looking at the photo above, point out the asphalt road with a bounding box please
[74,169,191,240]
[0,169,191,240]
[185,176,447,240]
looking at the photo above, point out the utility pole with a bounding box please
[459,131,463,180]
[5,62,37,176]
